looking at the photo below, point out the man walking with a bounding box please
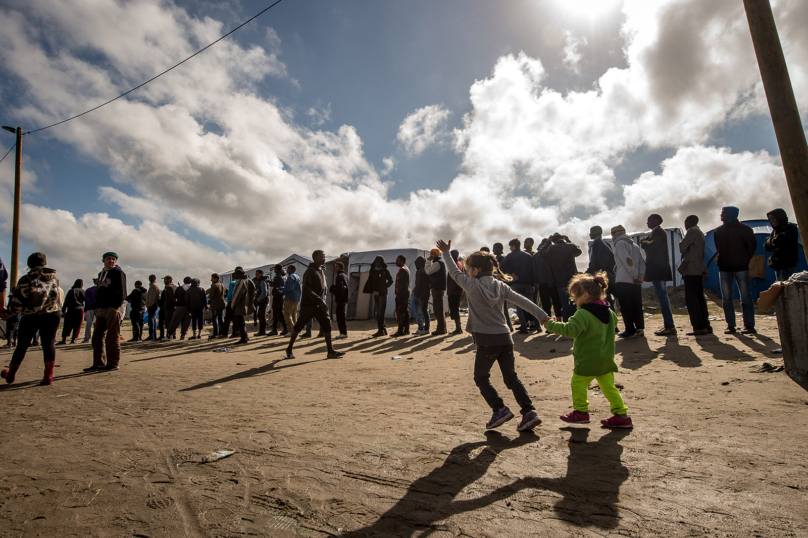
[765,208,800,281]
[145,274,160,341]
[500,239,535,333]
[641,215,676,336]
[392,255,411,337]
[424,248,447,335]
[678,215,711,336]
[714,207,757,334]
[86,252,127,372]
[284,251,345,359]
[611,226,646,339]
[329,262,349,339]
[254,269,270,336]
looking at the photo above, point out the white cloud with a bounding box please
[306,103,332,127]
[0,0,803,288]
[397,104,451,156]
[380,156,397,176]
[562,30,588,74]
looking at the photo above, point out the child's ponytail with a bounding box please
[465,251,513,283]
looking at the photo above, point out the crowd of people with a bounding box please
[0,206,801,427]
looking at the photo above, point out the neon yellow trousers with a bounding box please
[571,372,628,415]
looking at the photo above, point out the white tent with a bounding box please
[218,253,337,287]
[593,227,685,288]
[347,248,433,319]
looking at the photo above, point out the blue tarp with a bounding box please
[704,219,806,300]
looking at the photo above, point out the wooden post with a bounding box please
[10,126,22,290]
[743,0,808,260]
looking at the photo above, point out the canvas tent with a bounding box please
[704,220,806,300]
[346,248,432,319]
[594,227,685,288]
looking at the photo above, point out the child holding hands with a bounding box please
[438,240,549,432]
[543,271,633,428]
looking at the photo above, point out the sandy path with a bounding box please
[0,312,806,537]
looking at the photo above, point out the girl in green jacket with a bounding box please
[543,271,633,429]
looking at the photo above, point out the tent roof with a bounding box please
[348,248,428,266]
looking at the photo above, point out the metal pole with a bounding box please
[743,0,808,261]
[9,126,22,290]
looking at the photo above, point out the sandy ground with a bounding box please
[1,300,807,537]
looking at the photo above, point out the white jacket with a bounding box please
[613,235,646,284]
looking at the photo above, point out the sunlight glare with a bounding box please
[552,0,622,20]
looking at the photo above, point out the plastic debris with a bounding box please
[771,349,782,354]
[391,356,402,360]
[202,449,235,463]
[213,347,231,352]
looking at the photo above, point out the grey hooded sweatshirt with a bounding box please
[442,247,547,346]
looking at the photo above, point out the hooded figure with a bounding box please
[714,207,757,334]
[411,256,431,334]
[764,208,800,276]
[363,255,394,335]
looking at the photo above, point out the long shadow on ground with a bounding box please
[342,428,630,536]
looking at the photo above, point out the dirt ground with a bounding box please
[1,299,807,537]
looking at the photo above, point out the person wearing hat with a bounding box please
[86,252,127,372]
[425,248,448,335]
[1,252,61,385]
[611,225,646,339]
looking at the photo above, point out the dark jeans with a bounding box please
[222,304,234,336]
[719,270,754,329]
[161,308,173,339]
[448,294,461,322]
[131,310,144,340]
[431,289,446,332]
[474,344,534,415]
[61,308,84,341]
[168,306,190,338]
[613,282,644,333]
[510,283,533,331]
[147,305,158,340]
[211,308,224,336]
[6,316,18,345]
[395,295,409,334]
[12,312,60,366]
[373,293,388,331]
[335,301,348,335]
[233,314,248,340]
[271,296,287,332]
[539,283,563,319]
[684,275,710,331]
[256,299,268,333]
[775,267,797,281]
[190,309,205,333]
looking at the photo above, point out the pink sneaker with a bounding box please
[601,415,633,429]
[559,410,590,424]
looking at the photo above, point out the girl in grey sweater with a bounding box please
[437,240,549,432]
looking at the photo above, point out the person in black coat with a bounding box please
[58,279,85,344]
[586,226,616,312]
[329,262,350,338]
[765,208,800,281]
[640,214,676,336]
[714,206,757,334]
[538,234,582,322]
[362,255,394,337]
[126,281,147,341]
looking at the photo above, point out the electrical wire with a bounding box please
[0,143,15,164]
[26,0,285,135]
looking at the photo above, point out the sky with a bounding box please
[0,0,806,288]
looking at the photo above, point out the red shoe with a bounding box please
[559,410,590,424]
[1,363,21,384]
[601,415,633,429]
[40,361,55,386]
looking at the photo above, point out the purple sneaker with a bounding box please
[486,406,515,429]
[559,410,590,424]
[517,410,542,431]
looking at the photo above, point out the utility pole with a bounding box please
[743,0,808,261]
[1,125,22,290]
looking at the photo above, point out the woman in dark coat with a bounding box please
[58,279,85,344]
[362,255,394,337]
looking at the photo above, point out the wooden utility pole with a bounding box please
[743,0,808,261]
[10,126,22,290]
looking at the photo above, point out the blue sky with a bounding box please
[0,0,805,287]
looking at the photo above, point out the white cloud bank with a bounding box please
[562,30,588,74]
[0,0,805,286]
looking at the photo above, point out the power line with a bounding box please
[0,143,15,164]
[26,0,285,135]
